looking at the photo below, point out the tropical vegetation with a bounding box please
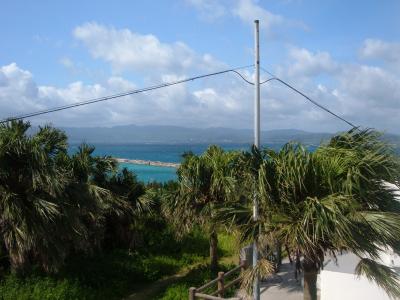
[167,146,240,272]
[225,129,400,300]
[0,121,215,299]
[0,120,399,300]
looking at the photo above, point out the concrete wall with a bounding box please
[321,270,393,300]
[321,251,400,300]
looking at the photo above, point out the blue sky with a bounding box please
[0,0,399,133]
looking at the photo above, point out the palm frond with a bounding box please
[240,258,274,295]
[355,258,400,299]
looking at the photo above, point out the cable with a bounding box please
[231,71,274,86]
[0,63,357,129]
[260,68,276,78]
[230,70,254,85]
[0,65,254,124]
[260,78,276,85]
[260,67,357,128]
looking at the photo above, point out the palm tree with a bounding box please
[0,121,69,272]
[0,121,151,272]
[228,130,400,300]
[102,168,152,249]
[168,145,239,272]
[60,143,141,253]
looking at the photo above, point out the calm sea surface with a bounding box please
[69,143,312,183]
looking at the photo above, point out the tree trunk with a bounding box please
[210,230,218,273]
[286,244,293,264]
[303,256,318,300]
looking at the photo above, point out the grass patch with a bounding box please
[0,228,211,300]
[0,230,238,300]
[218,232,238,257]
[156,232,240,300]
[0,250,193,300]
[0,274,93,300]
[155,263,239,300]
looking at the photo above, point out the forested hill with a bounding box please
[60,125,333,145]
[29,124,400,148]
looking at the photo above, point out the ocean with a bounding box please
[69,143,311,183]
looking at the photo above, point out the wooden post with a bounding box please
[189,287,196,300]
[217,271,225,298]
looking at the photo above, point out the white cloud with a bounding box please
[338,65,400,109]
[1,55,399,133]
[187,0,307,33]
[0,63,41,114]
[287,47,339,77]
[185,0,226,20]
[73,22,223,75]
[360,39,400,66]
[257,43,400,132]
[232,0,285,31]
[0,62,250,128]
[194,87,241,111]
[2,52,400,132]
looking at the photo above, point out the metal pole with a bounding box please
[253,19,261,300]
[254,20,261,149]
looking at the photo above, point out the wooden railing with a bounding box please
[188,260,247,300]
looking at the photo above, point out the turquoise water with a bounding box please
[69,143,253,183]
[119,162,177,183]
[79,143,254,163]
[69,143,315,183]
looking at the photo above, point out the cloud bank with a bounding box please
[0,20,400,133]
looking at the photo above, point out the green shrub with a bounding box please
[143,225,209,259]
[141,256,182,281]
[0,227,226,299]
[217,232,238,257]
[157,283,188,300]
[0,274,94,300]
[0,249,205,300]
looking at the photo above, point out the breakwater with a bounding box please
[115,158,180,168]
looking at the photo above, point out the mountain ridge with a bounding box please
[59,124,340,145]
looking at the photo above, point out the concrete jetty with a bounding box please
[115,158,180,168]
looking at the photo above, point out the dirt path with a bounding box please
[123,263,202,300]
[124,254,238,300]
[124,272,186,300]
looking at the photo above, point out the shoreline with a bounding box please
[115,158,180,168]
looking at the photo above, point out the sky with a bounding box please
[0,0,399,133]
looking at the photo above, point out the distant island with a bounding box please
[27,124,400,149]
[57,124,400,148]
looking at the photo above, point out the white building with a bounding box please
[321,252,400,300]
[321,182,400,300]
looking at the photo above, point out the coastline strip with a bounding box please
[115,158,180,168]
